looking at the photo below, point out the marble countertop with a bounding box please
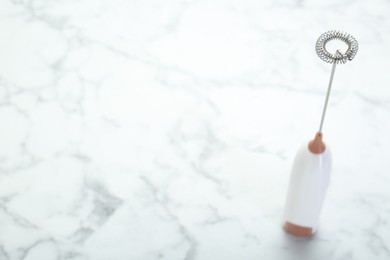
[1,0,390,259]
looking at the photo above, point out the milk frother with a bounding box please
[283,30,358,237]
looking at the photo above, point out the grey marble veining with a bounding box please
[1,0,390,259]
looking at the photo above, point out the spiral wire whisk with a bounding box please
[316,30,358,64]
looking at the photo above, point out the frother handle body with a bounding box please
[284,145,332,234]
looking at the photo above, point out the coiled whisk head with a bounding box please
[316,30,358,64]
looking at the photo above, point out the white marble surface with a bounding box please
[1,0,390,259]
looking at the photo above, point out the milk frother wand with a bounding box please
[317,31,358,133]
[283,30,358,237]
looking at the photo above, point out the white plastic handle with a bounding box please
[284,144,332,234]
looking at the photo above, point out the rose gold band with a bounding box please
[283,221,314,237]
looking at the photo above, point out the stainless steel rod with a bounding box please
[318,54,338,133]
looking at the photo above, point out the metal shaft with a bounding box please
[318,51,339,133]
